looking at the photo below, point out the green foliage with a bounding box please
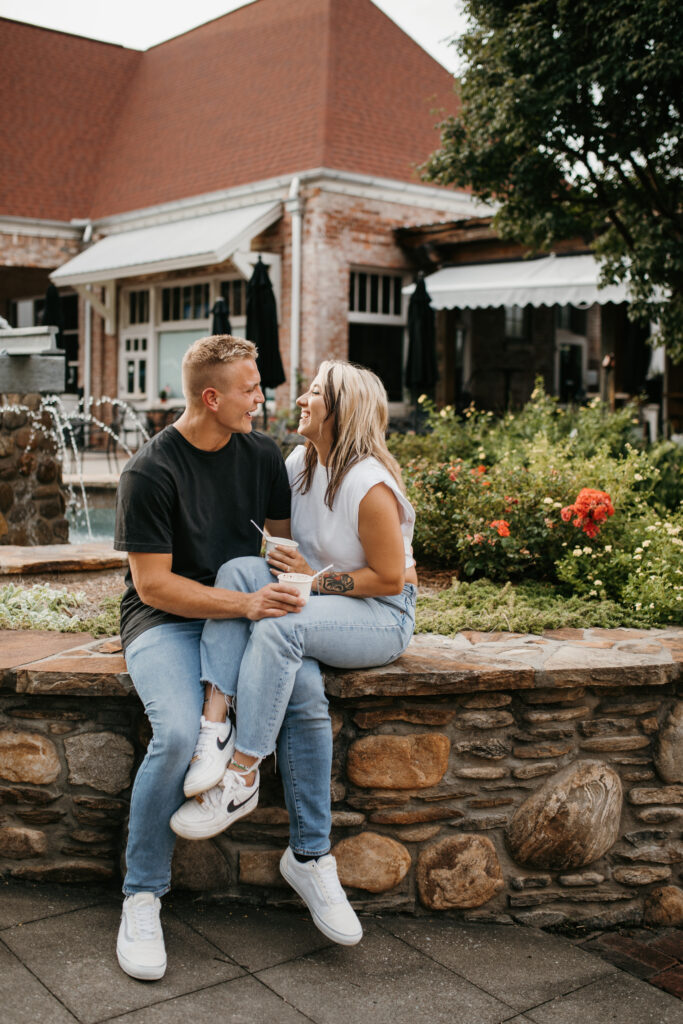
[424,0,683,360]
[389,384,683,624]
[415,579,655,636]
[0,584,121,637]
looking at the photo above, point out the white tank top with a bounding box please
[285,446,415,572]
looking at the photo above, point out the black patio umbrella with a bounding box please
[246,257,285,428]
[211,296,232,336]
[405,273,438,427]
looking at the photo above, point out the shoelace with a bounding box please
[192,721,228,760]
[127,899,160,941]
[198,770,248,811]
[314,858,346,905]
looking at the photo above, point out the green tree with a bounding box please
[424,0,683,360]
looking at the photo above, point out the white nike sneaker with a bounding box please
[170,767,259,839]
[116,892,166,980]
[280,846,362,946]
[183,716,235,797]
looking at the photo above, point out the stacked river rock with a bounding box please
[0,628,682,930]
[0,394,69,545]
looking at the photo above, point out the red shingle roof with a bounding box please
[1,0,458,222]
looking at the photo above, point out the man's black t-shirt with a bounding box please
[114,425,291,652]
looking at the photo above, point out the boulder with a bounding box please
[506,760,622,870]
[416,835,504,909]
[346,734,449,790]
[171,838,230,891]
[643,885,683,927]
[0,730,60,785]
[64,732,134,795]
[654,702,683,783]
[0,825,47,859]
[333,832,411,892]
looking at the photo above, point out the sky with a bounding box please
[0,0,468,73]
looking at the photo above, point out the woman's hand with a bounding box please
[267,544,314,577]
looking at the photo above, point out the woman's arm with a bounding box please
[268,483,414,597]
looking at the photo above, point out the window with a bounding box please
[220,279,248,319]
[8,296,44,328]
[161,283,210,322]
[124,336,148,398]
[60,293,80,393]
[347,270,406,403]
[128,290,149,325]
[349,271,403,317]
[504,305,527,340]
[157,330,199,399]
[556,304,587,335]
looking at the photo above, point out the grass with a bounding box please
[415,578,656,635]
[0,577,667,639]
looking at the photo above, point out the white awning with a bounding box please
[51,201,282,286]
[405,254,629,309]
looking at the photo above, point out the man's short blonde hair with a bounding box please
[182,334,258,402]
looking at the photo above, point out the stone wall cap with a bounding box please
[0,625,681,699]
[0,543,127,575]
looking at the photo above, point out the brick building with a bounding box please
[2,0,673,431]
[1,0,485,422]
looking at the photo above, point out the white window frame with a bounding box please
[347,267,408,413]
[118,274,250,409]
[120,332,151,401]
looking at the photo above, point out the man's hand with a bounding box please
[244,582,305,620]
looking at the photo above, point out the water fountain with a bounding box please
[0,325,149,544]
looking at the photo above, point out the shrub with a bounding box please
[389,383,683,625]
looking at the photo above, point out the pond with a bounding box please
[66,486,116,544]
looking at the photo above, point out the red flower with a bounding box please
[470,465,486,476]
[560,488,614,538]
[490,519,511,537]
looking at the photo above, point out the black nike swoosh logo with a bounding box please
[217,735,231,751]
[227,790,257,814]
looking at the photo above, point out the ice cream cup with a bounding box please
[277,572,313,604]
[265,536,299,557]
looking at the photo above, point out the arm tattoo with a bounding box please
[320,572,354,594]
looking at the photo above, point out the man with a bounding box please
[114,335,358,981]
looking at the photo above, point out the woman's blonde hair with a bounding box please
[295,360,405,509]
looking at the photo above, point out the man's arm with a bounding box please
[128,552,303,621]
[264,517,292,539]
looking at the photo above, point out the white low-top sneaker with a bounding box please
[280,846,362,946]
[183,716,236,797]
[171,767,259,839]
[117,892,167,980]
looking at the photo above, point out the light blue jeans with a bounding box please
[200,557,417,855]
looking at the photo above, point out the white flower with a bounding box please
[589,589,597,597]
[635,547,643,554]
[634,473,644,481]
[594,580,603,587]
[572,548,582,557]
[634,554,642,560]
[417,393,427,404]
[543,497,553,504]
[583,546,592,555]
[604,544,613,553]
[642,539,651,548]
[635,602,642,610]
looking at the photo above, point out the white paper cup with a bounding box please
[277,572,313,604]
[265,536,299,557]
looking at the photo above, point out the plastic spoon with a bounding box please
[250,519,271,539]
[310,563,334,581]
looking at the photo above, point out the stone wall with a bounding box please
[0,629,681,930]
[0,394,69,545]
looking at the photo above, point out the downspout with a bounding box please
[286,176,304,409]
[83,299,92,444]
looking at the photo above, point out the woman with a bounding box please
[170,360,417,944]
